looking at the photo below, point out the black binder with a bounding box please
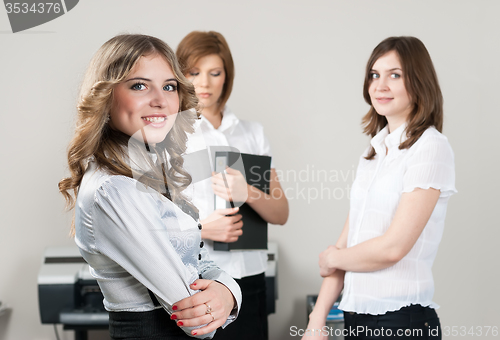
[213,151,271,251]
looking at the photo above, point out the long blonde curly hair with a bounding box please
[59,34,200,234]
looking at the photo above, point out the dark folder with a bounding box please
[213,151,271,251]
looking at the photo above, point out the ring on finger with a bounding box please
[209,312,215,322]
[204,303,212,314]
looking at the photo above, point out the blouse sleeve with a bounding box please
[92,176,240,338]
[197,245,242,324]
[402,133,457,197]
[251,121,274,168]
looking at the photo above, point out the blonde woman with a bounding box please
[59,34,241,340]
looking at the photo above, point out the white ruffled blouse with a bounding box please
[339,123,457,315]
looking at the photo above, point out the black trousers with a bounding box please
[212,272,268,340]
[343,304,442,340]
[109,308,191,340]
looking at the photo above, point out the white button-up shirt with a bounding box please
[339,123,457,315]
[185,107,272,279]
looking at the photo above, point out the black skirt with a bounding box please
[108,308,193,340]
[343,304,442,339]
[211,272,268,340]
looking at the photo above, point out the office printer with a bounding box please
[37,246,108,330]
[38,243,278,330]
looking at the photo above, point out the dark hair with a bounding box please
[362,36,443,160]
[176,31,234,113]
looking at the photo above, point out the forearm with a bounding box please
[309,271,345,320]
[198,248,241,312]
[203,271,242,319]
[246,184,289,224]
[200,218,220,241]
[309,216,348,323]
[200,216,219,241]
[200,228,214,241]
[330,236,399,272]
[329,189,441,273]
[199,207,243,242]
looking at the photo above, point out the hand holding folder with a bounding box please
[213,151,271,251]
[200,207,243,243]
[181,148,271,250]
[211,167,249,204]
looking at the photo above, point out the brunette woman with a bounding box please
[305,36,456,340]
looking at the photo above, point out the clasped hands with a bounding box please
[318,245,340,277]
[170,279,236,337]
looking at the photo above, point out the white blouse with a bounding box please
[185,107,272,279]
[338,123,457,315]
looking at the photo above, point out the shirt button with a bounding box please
[200,241,204,248]
[198,254,201,260]
[349,312,355,315]
[198,223,202,230]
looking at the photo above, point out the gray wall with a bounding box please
[1,1,499,339]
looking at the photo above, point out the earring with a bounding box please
[105,115,110,124]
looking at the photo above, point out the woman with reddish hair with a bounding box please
[177,31,289,340]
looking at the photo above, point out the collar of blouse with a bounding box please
[370,122,408,157]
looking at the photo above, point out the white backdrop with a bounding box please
[1,1,499,339]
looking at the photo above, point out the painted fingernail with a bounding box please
[192,332,197,335]
[192,283,197,286]
[172,305,178,311]
[177,321,184,326]
[170,314,177,320]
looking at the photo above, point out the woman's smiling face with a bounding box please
[368,50,413,130]
[109,54,179,145]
